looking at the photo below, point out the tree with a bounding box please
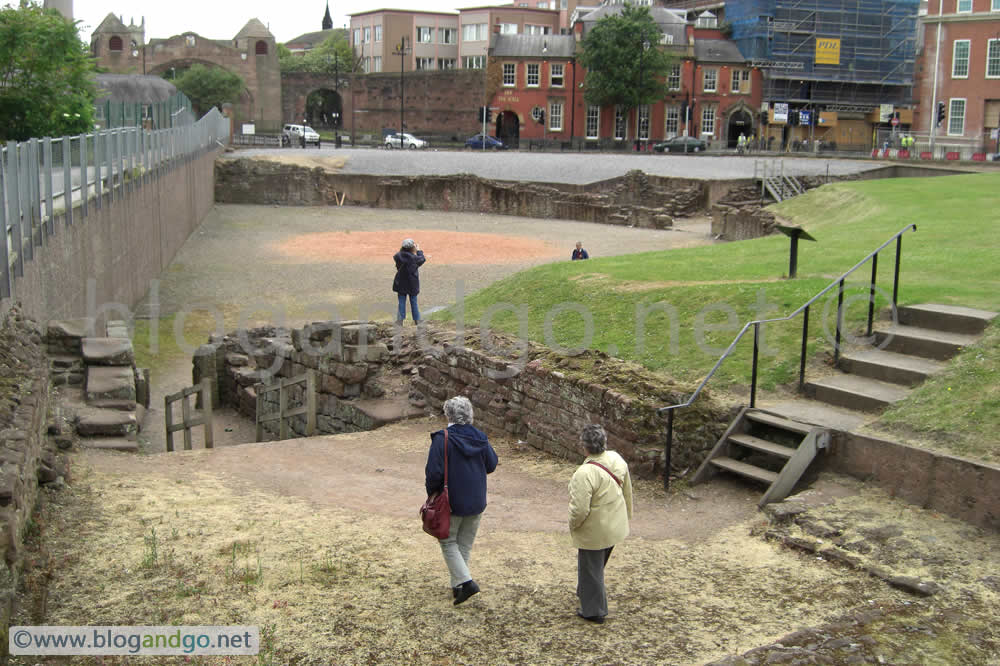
[279,33,356,73]
[578,5,673,114]
[172,64,244,117]
[0,3,96,141]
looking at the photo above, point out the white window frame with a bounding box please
[439,28,456,44]
[703,68,718,93]
[416,57,434,70]
[667,64,681,91]
[957,0,972,12]
[952,40,970,78]
[614,105,627,140]
[549,101,563,131]
[948,98,966,135]
[364,27,371,43]
[701,106,716,136]
[586,105,600,139]
[526,63,540,86]
[417,27,433,44]
[550,63,564,87]
[353,29,361,45]
[987,39,1000,78]
[659,33,674,45]
[375,25,382,42]
[438,58,456,69]
[503,62,516,86]
[463,55,485,69]
[638,104,650,140]
[665,106,679,136]
[372,56,382,72]
[500,23,519,35]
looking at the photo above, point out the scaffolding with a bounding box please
[726,0,920,106]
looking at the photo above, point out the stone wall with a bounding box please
[191,322,730,479]
[215,159,709,225]
[0,308,66,660]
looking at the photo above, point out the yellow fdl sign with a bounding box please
[815,38,841,65]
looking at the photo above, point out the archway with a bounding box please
[305,89,343,130]
[727,108,753,148]
[496,111,519,149]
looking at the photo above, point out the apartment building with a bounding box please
[349,9,460,73]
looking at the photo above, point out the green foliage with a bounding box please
[0,3,96,141]
[172,64,244,117]
[578,5,673,111]
[279,33,356,73]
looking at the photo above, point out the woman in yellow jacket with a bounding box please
[568,424,633,624]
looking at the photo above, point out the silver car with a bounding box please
[385,132,428,149]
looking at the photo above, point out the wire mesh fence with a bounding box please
[95,91,195,131]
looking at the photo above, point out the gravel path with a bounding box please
[233,146,881,183]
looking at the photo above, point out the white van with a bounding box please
[282,124,321,146]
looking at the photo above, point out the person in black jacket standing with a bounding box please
[425,396,499,605]
[392,238,426,323]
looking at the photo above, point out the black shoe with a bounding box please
[453,580,480,605]
[452,586,461,599]
[576,611,605,624]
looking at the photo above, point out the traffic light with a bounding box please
[936,101,946,127]
[538,109,545,124]
[486,108,492,122]
[478,106,485,122]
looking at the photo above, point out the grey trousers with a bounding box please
[439,513,482,588]
[577,546,614,618]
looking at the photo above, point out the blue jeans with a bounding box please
[397,292,420,322]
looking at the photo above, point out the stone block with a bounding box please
[81,337,134,366]
[332,362,368,384]
[341,324,376,345]
[86,366,136,403]
[105,320,129,338]
[76,409,138,438]
[320,374,345,395]
[341,343,388,364]
[46,318,95,342]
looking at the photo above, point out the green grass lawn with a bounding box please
[433,173,1000,457]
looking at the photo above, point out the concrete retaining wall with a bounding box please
[826,432,1000,531]
[3,149,221,327]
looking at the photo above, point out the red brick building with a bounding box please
[914,0,1000,156]
[486,8,763,149]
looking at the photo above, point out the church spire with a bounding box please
[322,2,333,30]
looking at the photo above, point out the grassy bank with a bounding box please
[434,173,1000,455]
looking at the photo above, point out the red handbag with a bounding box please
[421,430,451,539]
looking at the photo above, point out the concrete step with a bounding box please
[761,399,869,432]
[711,457,778,485]
[728,433,796,459]
[873,324,979,361]
[898,303,998,335]
[86,365,137,403]
[838,349,944,387]
[76,409,138,438]
[805,374,909,412]
[79,437,140,453]
[81,337,135,366]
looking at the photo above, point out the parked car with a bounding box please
[282,124,320,146]
[385,132,428,149]
[653,136,708,153]
[465,133,504,150]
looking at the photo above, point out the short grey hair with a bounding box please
[401,238,416,250]
[580,424,607,454]
[444,396,474,425]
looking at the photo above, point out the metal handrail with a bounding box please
[656,223,917,488]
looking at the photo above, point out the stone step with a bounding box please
[728,433,796,459]
[805,374,909,412]
[710,457,778,485]
[873,324,979,361]
[79,437,140,453]
[86,366,136,403]
[759,399,869,432]
[744,410,813,436]
[76,409,138,437]
[88,399,138,411]
[898,303,998,336]
[82,337,135,366]
[838,349,944,387]
[353,398,427,429]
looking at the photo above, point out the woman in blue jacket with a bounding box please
[392,238,426,323]
[425,396,499,605]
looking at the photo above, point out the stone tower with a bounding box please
[323,2,333,30]
[43,0,73,20]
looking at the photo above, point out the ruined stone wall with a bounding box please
[0,308,65,661]
[214,159,709,225]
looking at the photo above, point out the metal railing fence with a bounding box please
[0,107,231,300]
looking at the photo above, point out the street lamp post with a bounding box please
[393,37,410,149]
[327,52,342,148]
[635,39,650,152]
